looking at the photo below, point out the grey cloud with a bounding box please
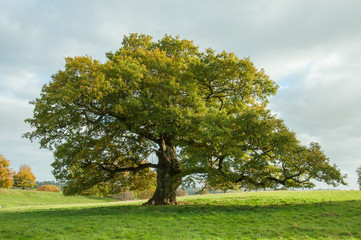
[268,42,361,189]
[0,96,54,181]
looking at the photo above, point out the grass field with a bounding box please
[0,188,117,209]
[0,190,360,239]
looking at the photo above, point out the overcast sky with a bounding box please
[1,0,360,189]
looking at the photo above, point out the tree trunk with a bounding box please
[143,140,181,205]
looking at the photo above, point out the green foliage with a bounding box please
[24,33,346,203]
[62,167,157,197]
[13,165,36,189]
[0,154,14,189]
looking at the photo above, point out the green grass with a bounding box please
[0,189,118,209]
[1,190,360,239]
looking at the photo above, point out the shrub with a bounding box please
[134,190,155,200]
[112,191,134,201]
[197,189,209,195]
[176,188,188,197]
[37,185,61,192]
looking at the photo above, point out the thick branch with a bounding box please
[99,162,158,174]
[176,167,209,179]
[236,171,309,187]
[218,156,225,171]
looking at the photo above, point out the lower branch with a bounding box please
[99,162,158,173]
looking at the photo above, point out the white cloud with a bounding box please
[268,40,361,189]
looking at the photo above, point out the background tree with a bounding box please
[357,166,361,190]
[25,33,347,205]
[13,165,36,189]
[0,154,14,188]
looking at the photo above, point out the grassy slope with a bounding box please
[0,190,360,239]
[0,189,117,209]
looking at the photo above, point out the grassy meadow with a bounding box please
[0,188,117,209]
[0,189,360,239]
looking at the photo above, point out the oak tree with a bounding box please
[13,165,36,189]
[25,34,346,205]
[0,154,14,188]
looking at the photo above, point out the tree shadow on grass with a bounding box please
[1,200,360,239]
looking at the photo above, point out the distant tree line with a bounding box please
[35,181,66,190]
[357,166,361,190]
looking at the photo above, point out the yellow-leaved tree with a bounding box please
[0,154,14,188]
[13,165,36,189]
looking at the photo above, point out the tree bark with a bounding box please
[143,140,181,205]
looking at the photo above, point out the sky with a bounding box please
[0,0,360,189]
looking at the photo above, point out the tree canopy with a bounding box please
[13,165,36,189]
[0,154,14,189]
[25,33,346,204]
